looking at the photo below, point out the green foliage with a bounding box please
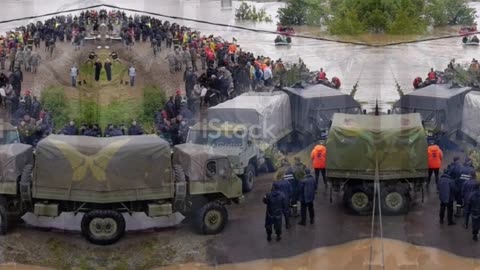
[235,1,273,22]
[277,0,327,26]
[40,86,69,129]
[280,0,473,34]
[328,8,367,35]
[40,86,167,132]
[140,85,167,125]
[426,0,476,26]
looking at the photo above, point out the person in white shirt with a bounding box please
[70,64,78,87]
[128,65,136,87]
[263,64,273,86]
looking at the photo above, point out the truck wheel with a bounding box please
[194,202,228,235]
[81,210,125,245]
[242,164,256,193]
[381,186,409,215]
[0,196,8,235]
[344,186,372,215]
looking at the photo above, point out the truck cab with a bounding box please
[0,123,21,145]
[392,85,472,143]
[187,122,260,192]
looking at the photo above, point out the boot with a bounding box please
[276,235,281,241]
[474,235,478,241]
[267,234,272,242]
[298,221,306,226]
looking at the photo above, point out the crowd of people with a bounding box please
[427,142,480,240]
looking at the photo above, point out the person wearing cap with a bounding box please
[427,141,443,190]
[263,181,288,242]
[298,168,316,226]
[311,142,327,191]
[438,170,456,225]
[467,183,480,241]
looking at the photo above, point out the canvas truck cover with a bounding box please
[33,135,173,203]
[206,92,292,145]
[462,91,480,144]
[0,144,33,194]
[326,113,428,180]
[173,143,229,182]
[283,85,362,135]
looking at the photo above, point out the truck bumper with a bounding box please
[233,195,245,204]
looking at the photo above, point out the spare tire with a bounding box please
[242,163,256,193]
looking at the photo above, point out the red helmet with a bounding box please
[413,77,422,89]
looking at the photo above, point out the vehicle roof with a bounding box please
[331,113,424,130]
[393,85,472,110]
[282,84,361,109]
[190,122,248,131]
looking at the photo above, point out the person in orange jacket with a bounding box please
[427,141,443,189]
[311,143,327,190]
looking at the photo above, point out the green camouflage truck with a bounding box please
[0,135,243,245]
[326,113,428,215]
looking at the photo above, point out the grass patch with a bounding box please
[41,85,166,131]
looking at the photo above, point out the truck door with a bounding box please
[206,158,231,183]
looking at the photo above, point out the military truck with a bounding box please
[392,84,472,143]
[326,113,428,215]
[0,123,20,145]
[282,84,362,147]
[0,135,243,245]
[187,92,292,192]
[460,91,480,146]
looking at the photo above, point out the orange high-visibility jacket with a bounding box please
[311,145,327,169]
[427,144,443,169]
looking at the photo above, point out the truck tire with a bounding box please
[0,196,8,235]
[344,186,372,215]
[242,164,256,193]
[81,210,126,245]
[173,164,186,182]
[194,201,228,235]
[381,186,410,215]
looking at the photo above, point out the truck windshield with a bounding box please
[393,107,439,126]
[187,130,244,148]
[0,130,20,145]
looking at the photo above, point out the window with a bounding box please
[206,161,217,177]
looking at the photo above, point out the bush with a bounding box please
[235,1,272,22]
[40,85,167,132]
[141,85,167,124]
[40,86,68,129]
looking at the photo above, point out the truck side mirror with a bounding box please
[363,109,367,115]
[247,140,252,146]
[387,109,391,115]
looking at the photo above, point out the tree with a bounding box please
[277,0,327,26]
[426,0,475,26]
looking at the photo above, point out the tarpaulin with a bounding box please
[326,114,428,180]
[462,91,480,143]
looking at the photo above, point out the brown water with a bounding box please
[4,238,480,270]
[155,238,480,270]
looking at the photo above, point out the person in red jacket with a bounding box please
[318,68,327,81]
[427,68,437,83]
[311,143,327,190]
[427,141,443,189]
